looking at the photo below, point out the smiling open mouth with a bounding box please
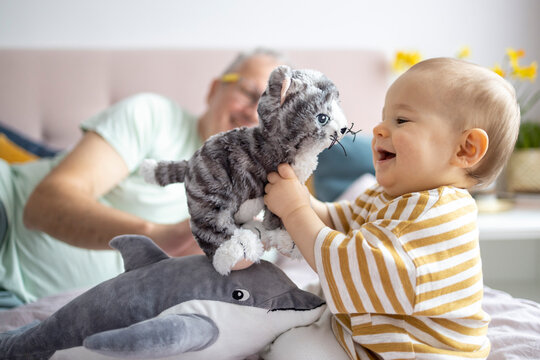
[378,150,396,161]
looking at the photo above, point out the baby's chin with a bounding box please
[376,176,399,197]
[381,187,405,198]
[379,181,419,198]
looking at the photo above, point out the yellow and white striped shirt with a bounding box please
[314,185,490,360]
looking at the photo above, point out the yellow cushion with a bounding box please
[0,133,38,163]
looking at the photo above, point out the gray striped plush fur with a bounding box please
[141,65,347,275]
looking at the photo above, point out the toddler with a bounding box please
[264,57,520,359]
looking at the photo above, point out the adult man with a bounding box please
[0,48,284,305]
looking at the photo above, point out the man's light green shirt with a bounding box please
[0,93,202,302]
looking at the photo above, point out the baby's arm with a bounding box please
[310,195,335,228]
[266,166,418,316]
[264,164,326,270]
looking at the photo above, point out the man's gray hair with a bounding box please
[221,48,289,75]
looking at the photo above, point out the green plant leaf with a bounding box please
[516,122,540,149]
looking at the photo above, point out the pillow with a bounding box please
[312,135,374,202]
[0,122,59,158]
[261,300,349,360]
[0,133,38,163]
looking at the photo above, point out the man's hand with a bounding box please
[264,164,311,222]
[147,219,203,257]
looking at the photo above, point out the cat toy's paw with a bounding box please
[267,229,303,260]
[139,159,158,184]
[212,229,264,275]
[241,220,272,250]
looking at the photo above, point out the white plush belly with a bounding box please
[292,145,323,183]
[234,197,264,224]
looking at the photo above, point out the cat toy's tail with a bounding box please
[140,159,188,186]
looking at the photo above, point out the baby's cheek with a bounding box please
[394,135,417,159]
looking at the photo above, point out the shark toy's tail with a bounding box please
[0,321,55,360]
[140,159,189,186]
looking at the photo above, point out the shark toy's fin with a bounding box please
[83,314,219,358]
[109,234,170,272]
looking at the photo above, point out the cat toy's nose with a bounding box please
[340,127,347,134]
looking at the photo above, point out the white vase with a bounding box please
[507,149,540,193]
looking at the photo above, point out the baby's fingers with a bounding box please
[267,171,280,183]
[277,163,296,180]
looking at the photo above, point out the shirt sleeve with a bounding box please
[324,184,382,232]
[315,222,417,317]
[80,93,180,172]
[315,187,431,316]
[326,200,354,233]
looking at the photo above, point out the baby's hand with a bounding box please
[264,164,311,222]
[231,258,255,271]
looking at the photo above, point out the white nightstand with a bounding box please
[477,195,540,301]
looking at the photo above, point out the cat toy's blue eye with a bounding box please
[232,289,250,301]
[317,114,330,126]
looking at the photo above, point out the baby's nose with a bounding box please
[340,127,347,134]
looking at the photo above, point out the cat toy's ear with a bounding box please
[280,77,291,106]
[268,65,294,106]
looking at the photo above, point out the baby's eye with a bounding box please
[316,114,330,126]
[396,118,409,124]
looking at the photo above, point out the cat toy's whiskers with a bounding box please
[344,123,362,142]
[328,134,348,157]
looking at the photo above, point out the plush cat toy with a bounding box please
[141,65,348,275]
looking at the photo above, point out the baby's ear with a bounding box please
[451,128,489,168]
[268,65,293,106]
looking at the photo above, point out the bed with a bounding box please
[1,49,539,359]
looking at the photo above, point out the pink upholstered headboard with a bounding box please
[0,49,389,149]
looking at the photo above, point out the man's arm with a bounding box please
[23,131,199,256]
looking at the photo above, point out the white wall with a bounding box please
[1,0,539,117]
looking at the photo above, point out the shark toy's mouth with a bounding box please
[269,302,326,312]
[261,288,326,312]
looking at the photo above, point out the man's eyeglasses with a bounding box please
[220,73,263,107]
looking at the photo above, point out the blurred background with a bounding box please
[0,0,539,85]
[2,0,539,117]
[1,0,540,300]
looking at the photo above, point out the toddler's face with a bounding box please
[371,70,462,197]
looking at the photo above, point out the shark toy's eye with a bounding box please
[232,289,250,301]
[316,114,330,126]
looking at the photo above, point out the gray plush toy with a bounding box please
[0,235,326,360]
[141,65,348,275]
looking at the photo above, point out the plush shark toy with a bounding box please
[0,235,325,360]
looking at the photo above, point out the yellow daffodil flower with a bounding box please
[491,63,506,78]
[392,51,422,72]
[457,46,471,59]
[506,48,525,68]
[512,61,538,81]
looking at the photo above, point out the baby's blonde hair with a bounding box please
[409,58,520,188]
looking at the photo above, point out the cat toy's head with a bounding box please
[257,65,348,153]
